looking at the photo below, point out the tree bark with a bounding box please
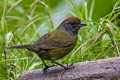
[18,57,120,80]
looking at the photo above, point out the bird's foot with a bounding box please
[43,66,49,71]
[43,64,55,72]
[60,63,74,76]
[51,60,74,70]
[64,63,74,70]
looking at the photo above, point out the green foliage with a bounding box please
[0,0,120,79]
[87,0,118,20]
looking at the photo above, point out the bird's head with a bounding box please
[58,17,87,36]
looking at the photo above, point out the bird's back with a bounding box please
[34,29,78,60]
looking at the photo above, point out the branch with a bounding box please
[18,57,120,80]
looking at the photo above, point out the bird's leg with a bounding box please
[40,58,49,71]
[51,60,73,70]
[41,58,55,71]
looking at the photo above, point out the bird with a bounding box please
[6,17,87,70]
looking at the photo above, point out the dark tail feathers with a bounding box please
[6,44,32,49]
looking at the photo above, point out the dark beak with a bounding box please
[80,21,87,26]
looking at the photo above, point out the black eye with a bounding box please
[71,22,76,25]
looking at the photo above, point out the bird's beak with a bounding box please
[80,21,87,26]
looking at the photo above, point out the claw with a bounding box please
[60,63,74,76]
[43,67,49,71]
[64,63,74,70]
[43,64,55,72]
[67,63,73,67]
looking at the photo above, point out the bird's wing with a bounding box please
[33,30,73,49]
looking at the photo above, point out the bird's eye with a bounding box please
[71,22,76,25]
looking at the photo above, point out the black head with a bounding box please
[58,17,87,36]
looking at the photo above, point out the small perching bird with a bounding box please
[6,17,87,70]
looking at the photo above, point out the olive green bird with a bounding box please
[6,17,87,70]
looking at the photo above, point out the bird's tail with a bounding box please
[6,44,32,50]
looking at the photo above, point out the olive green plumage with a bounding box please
[35,29,77,61]
[6,17,87,70]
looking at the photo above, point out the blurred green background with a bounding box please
[0,0,120,79]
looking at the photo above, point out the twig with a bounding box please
[19,57,120,80]
[83,29,106,54]
[106,23,120,56]
[7,0,22,15]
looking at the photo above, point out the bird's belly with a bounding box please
[38,46,74,61]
